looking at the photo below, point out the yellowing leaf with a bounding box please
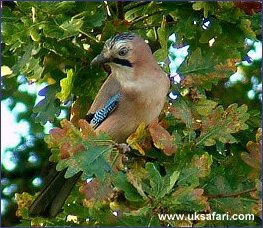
[56,69,75,102]
[171,186,209,212]
[195,99,218,116]
[1,65,13,76]
[192,152,213,178]
[30,27,41,42]
[15,192,34,218]
[127,123,150,155]
[197,104,250,146]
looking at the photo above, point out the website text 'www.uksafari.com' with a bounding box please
[158,212,255,221]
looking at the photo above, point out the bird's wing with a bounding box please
[88,93,121,128]
[85,74,121,128]
[88,74,120,113]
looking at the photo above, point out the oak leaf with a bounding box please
[148,121,176,156]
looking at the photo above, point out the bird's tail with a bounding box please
[29,168,82,218]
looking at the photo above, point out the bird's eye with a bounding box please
[118,47,128,56]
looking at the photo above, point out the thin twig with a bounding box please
[130,10,165,25]
[206,187,257,199]
[79,30,99,43]
[132,21,178,30]
[110,150,119,168]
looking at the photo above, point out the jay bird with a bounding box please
[29,32,170,217]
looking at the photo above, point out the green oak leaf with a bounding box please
[113,172,144,202]
[178,48,215,75]
[192,2,216,18]
[33,84,61,125]
[145,162,179,199]
[56,133,113,180]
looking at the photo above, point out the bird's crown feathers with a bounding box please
[105,32,136,49]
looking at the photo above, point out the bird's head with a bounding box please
[91,32,154,71]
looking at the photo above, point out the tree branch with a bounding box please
[206,187,257,199]
[116,1,124,20]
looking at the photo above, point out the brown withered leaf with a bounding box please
[234,2,262,15]
[79,179,112,207]
[250,179,260,200]
[250,179,261,217]
[48,127,66,147]
[61,142,85,159]
[46,119,94,159]
[240,140,261,178]
[78,119,96,139]
[169,99,201,130]
[148,120,177,156]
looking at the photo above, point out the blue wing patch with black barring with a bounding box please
[90,93,121,128]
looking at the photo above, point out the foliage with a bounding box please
[1,1,261,227]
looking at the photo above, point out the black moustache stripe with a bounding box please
[112,58,132,67]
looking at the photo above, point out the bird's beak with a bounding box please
[90,54,109,67]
